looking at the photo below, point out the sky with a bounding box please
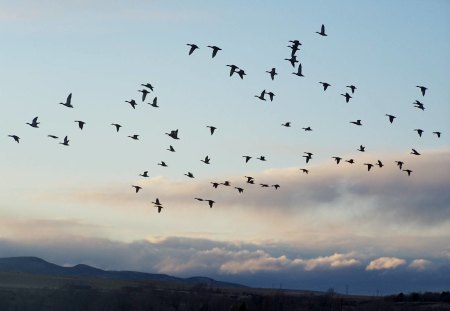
[0,0,449,295]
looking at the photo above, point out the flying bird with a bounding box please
[111,123,122,132]
[292,63,304,77]
[26,117,40,128]
[211,182,219,189]
[132,185,142,193]
[184,172,195,178]
[341,93,352,103]
[416,85,427,96]
[316,24,327,36]
[242,155,252,163]
[165,129,179,140]
[244,176,254,183]
[59,93,73,108]
[8,135,20,143]
[319,82,330,91]
[257,156,266,161]
[186,43,199,55]
[205,200,215,208]
[413,100,425,111]
[235,187,244,194]
[376,160,384,168]
[300,169,309,174]
[48,135,58,139]
[364,163,374,171]
[395,161,404,170]
[158,161,168,167]
[357,145,366,152]
[285,55,298,68]
[60,136,69,146]
[346,85,357,94]
[346,159,355,164]
[207,45,222,58]
[385,114,396,123]
[128,134,139,140]
[152,198,163,213]
[201,155,211,164]
[403,169,413,176]
[302,126,312,131]
[350,120,362,126]
[282,122,291,127]
[138,89,150,101]
[125,99,137,109]
[140,171,149,177]
[237,69,246,79]
[226,64,239,77]
[74,120,85,130]
[267,91,275,101]
[411,148,420,155]
[303,152,313,163]
[195,197,204,201]
[207,126,217,135]
[332,156,342,164]
[255,90,266,101]
[414,129,424,137]
[433,131,441,138]
[167,145,175,152]
[272,184,280,189]
[266,68,277,80]
[141,83,154,91]
[149,97,159,108]
[220,181,231,186]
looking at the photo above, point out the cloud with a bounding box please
[366,257,406,271]
[408,259,431,271]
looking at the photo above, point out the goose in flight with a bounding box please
[207,45,222,58]
[207,126,217,135]
[158,161,168,167]
[186,43,199,55]
[433,131,441,138]
[242,155,252,163]
[8,135,20,143]
[111,123,122,132]
[255,90,266,101]
[165,129,179,140]
[303,152,313,163]
[48,135,58,139]
[152,198,163,213]
[385,114,396,124]
[235,187,244,193]
[194,197,204,201]
[395,161,404,169]
[376,160,384,168]
[184,172,195,178]
[413,100,425,111]
[226,64,239,77]
[345,159,355,164]
[316,24,327,36]
[26,117,40,128]
[410,148,420,155]
[300,168,309,174]
[416,85,427,96]
[266,68,277,80]
[364,163,374,171]
[346,85,357,94]
[267,91,275,101]
[414,129,424,137]
[289,39,302,47]
[141,83,154,91]
[125,99,137,109]
[138,89,150,102]
[288,44,300,56]
[282,122,291,127]
[292,63,304,77]
[245,176,254,183]
[59,93,73,108]
[167,145,175,152]
[237,69,246,79]
[350,120,362,126]
[332,156,342,164]
[302,126,312,131]
[149,97,159,108]
[60,136,69,146]
[152,198,162,206]
[285,55,298,68]
[319,82,330,91]
[132,185,142,193]
[341,93,352,103]
[128,134,139,140]
[260,183,269,188]
[257,156,266,161]
[74,120,85,130]
[403,169,413,176]
[220,181,231,186]
[211,182,219,188]
[201,155,211,164]
[206,199,215,208]
[357,145,366,152]
[272,184,280,189]
[139,171,149,178]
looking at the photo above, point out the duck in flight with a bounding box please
[165,129,179,140]
[128,134,139,140]
[59,93,73,108]
[385,114,396,124]
[152,198,163,213]
[184,172,195,178]
[75,120,85,130]
[350,120,362,126]
[26,117,40,128]
[416,85,427,96]
[205,199,215,208]
[220,181,231,186]
[60,136,69,146]
[139,171,149,178]
[201,155,211,164]
[319,82,330,91]
[207,126,217,135]
[282,122,291,127]
[158,161,168,167]
[132,185,142,193]
[292,63,304,77]
[8,135,20,143]
[186,43,199,55]
[357,145,366,152]
[111,123,122,132]
[341,93,352,103]
[345,159,355,164]
[316,24,327,36]
[302,126,312,131]
[266,68,277,80]
[207,45,222,58]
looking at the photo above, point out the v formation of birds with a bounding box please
[7,24,444,213]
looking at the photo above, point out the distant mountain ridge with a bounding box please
[0,256,246,288]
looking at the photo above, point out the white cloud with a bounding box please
[408,259,431,271]
[366,257,406,271]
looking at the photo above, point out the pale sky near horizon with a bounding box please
[0,0,449,294]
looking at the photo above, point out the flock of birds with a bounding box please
[6,24,444,213]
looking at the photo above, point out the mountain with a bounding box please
[0,256,245,288]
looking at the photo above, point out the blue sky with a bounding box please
[0,0,449,295]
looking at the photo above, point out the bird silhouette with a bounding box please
[364,163,374,171]
[128,134,139,140]
[292,63,304,77]
[111,123,122,132]
[410,148,420,155]
[282,122,291,127]
[257,156,266,161]
[245,176,254,183]
[416,85,427,96]
[346,159,355,164]
[125,99,137,109]
[132,185,142,193]
[267,91,275,101]
[266,68,277,80]
[346,85,357,93]
[350,120,362,126]
[288,44,300,56]
[207,126,217,135]
[226,64,239,77]
[357,145,366,152]
[140,171,149,177]
[8,135,20,143]
[205,199,215,208]
[403,169,413,176]
[195,197,204,201]
[413,100,425,111]
[186,43,199,55]
[152,198,163,213]
[303,152,313,163]
[158,161,168,167]
[414,129,424,137]
[319,82,331,91]
[156,205,163,213]
[300,168,309,174]
[260,183,269,188]
[149,97,159,108]
[316,24,327,36]
[302,126,312,131]
[48,135,58,139]
[26,117,40,128]
[60,136,69,146]
[395,161,404,170]
[201,155,211,164]
[272,184,280,189]
[59,93,73,108]
[433,131,441,138]
[242,155,252,163]
[332,156,342,164]
[141,83,154,91]
[220,181,231,186]
[385,114,396,124]
[74,120,85,130]
[341,93,352,103]
[138,89,150,102]
[237,69,246,79]
[235,187,244,194]
[165,129,179,140]
[285,55,298,68]
[184,172,195,178]
[207,45,222,58]
[152,198,162,205]
[167,145,175,152]
[211,182,219,188]
[255,90,266,101]
[376,160,384,168]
